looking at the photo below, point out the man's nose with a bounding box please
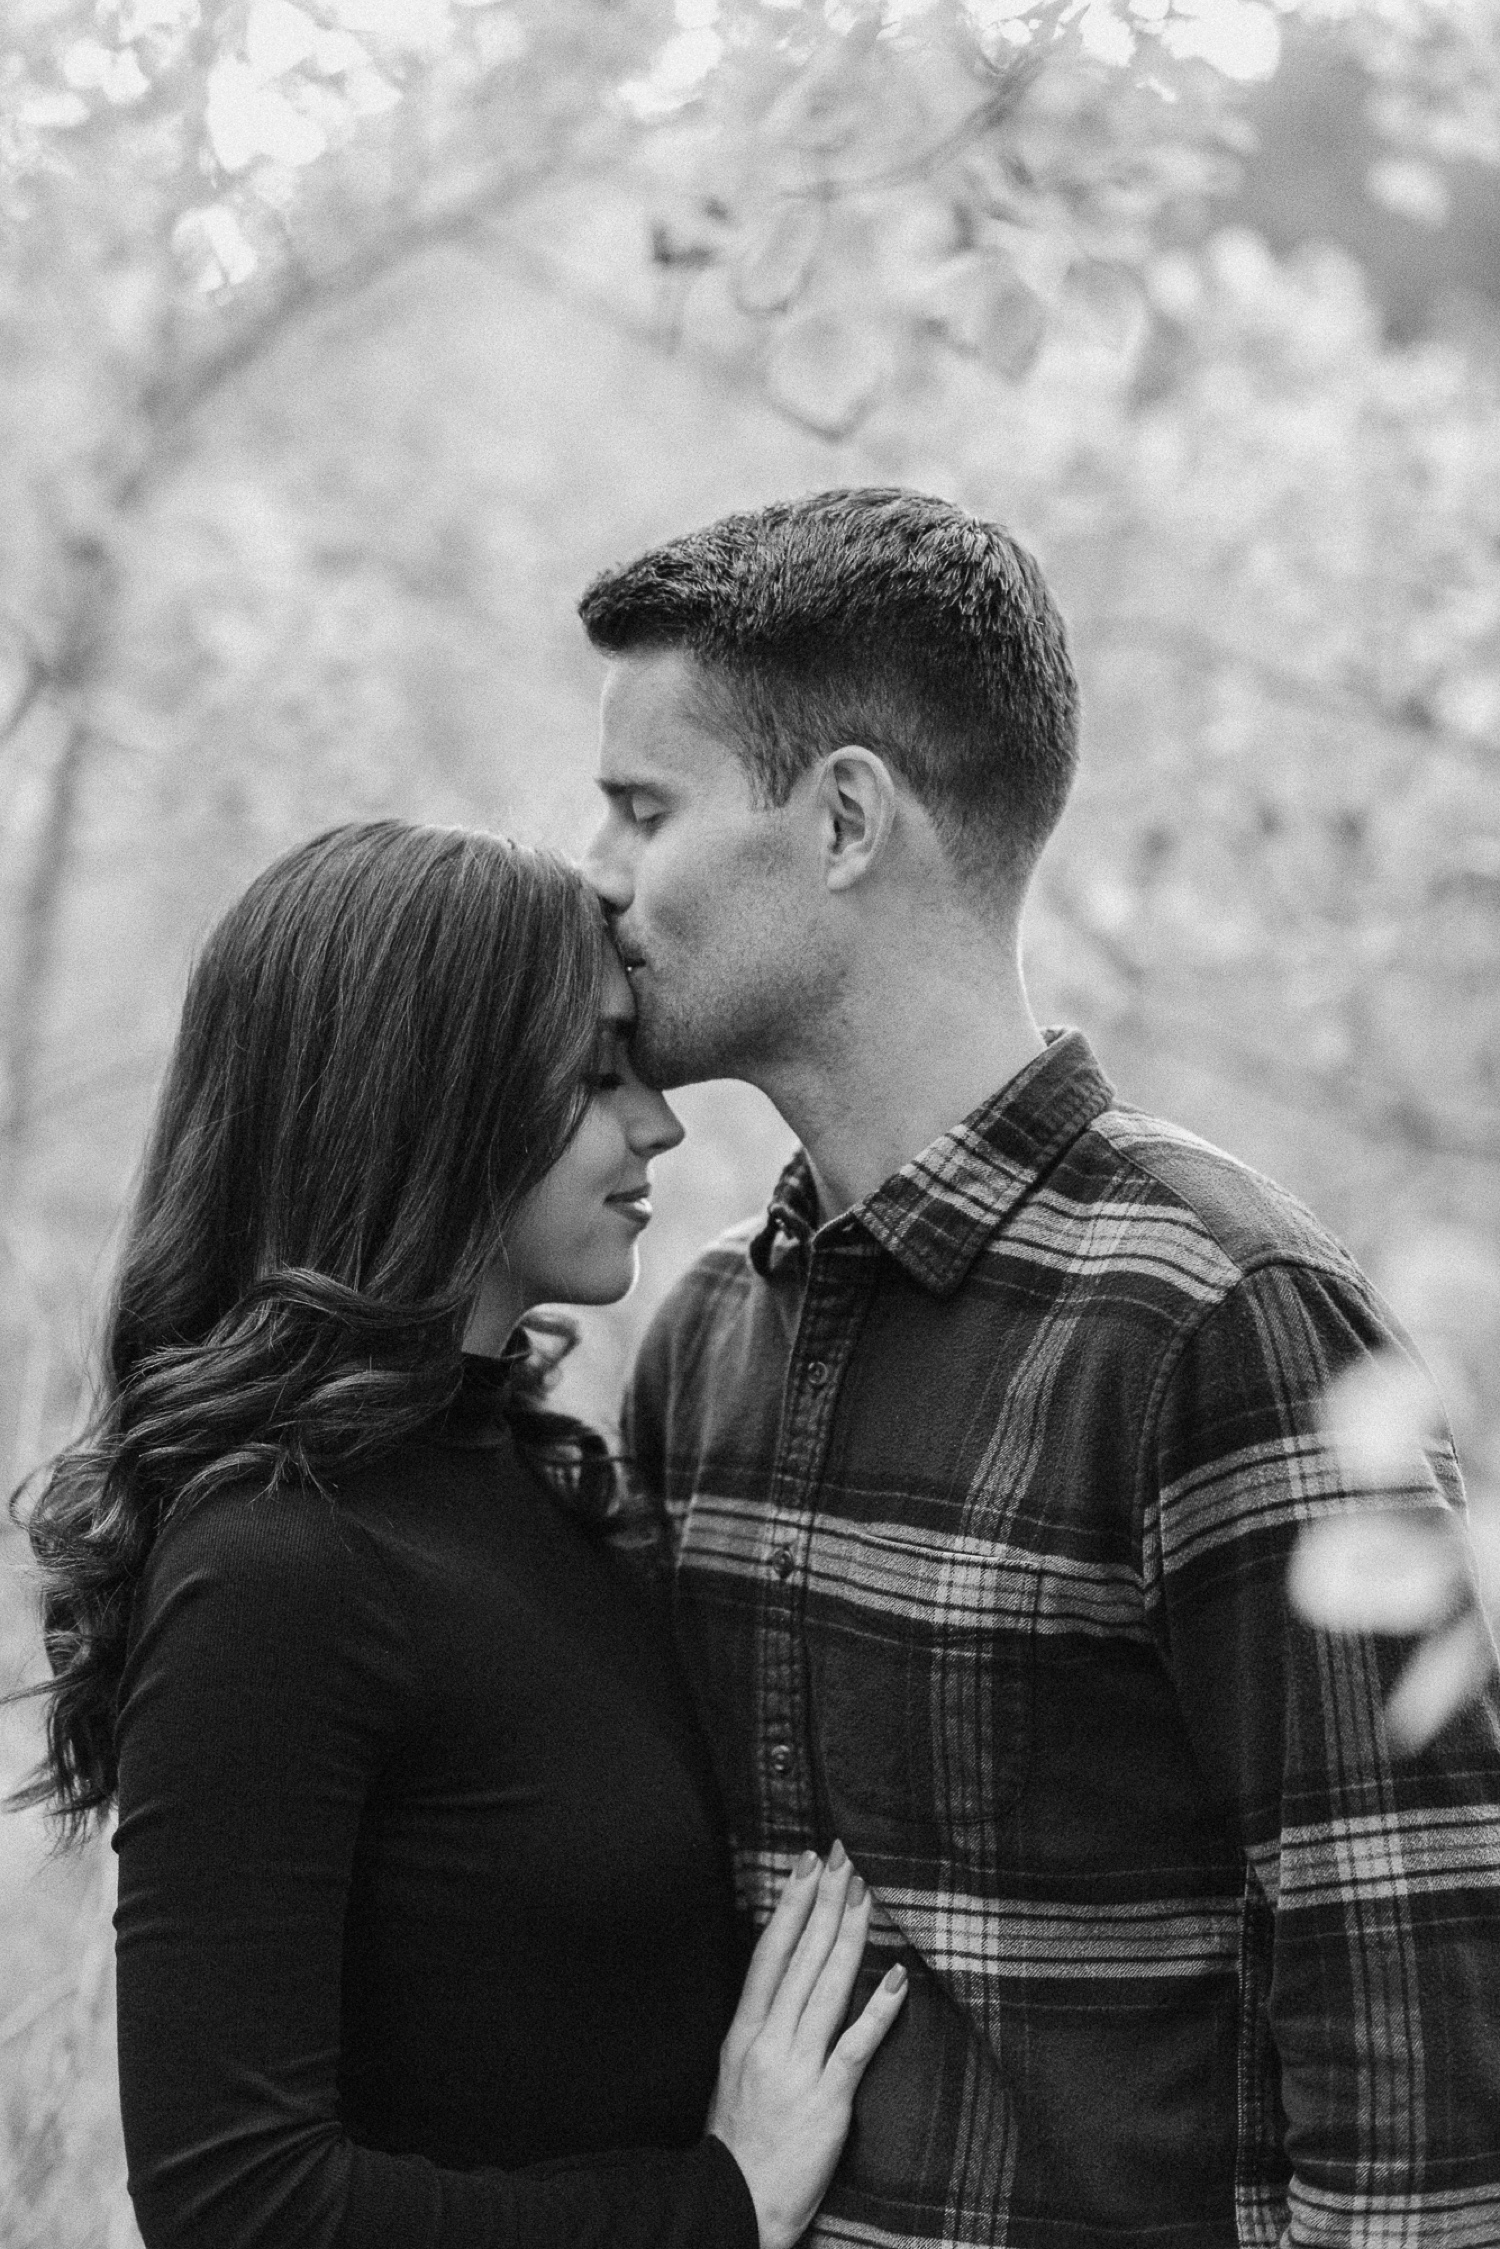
[581,820,631,912]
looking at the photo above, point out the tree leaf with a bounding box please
[733,199,824,318]
[764,310,895,438]
[981,277,1048,381]
[1386,1612,1498,1751]
[1289,1510,1464,1635]
[759,30,877,157]
[1464,1494,1500,1613]
[1322,1349,1445,1493]
[914,251,1048,380]
[1064,256,1144,349]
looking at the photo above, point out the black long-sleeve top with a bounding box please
[113,1369,758,2249]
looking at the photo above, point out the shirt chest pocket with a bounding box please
[805,1520,1037,1878]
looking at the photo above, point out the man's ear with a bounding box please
[814,747,898,893]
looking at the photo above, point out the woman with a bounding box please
[13,822,906,2249]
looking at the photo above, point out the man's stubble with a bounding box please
[624,935,824,1096]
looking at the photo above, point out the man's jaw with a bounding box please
[626,992,703,1094]
[605,943,741,1089]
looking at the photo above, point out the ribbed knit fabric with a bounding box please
[113,1373,757,2249]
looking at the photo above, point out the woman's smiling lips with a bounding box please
[605,1186,653,1228]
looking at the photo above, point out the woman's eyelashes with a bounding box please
[585,1038,629,1095]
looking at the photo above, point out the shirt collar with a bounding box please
[749,1028,1115,1297]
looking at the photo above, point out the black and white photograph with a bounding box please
[0,3,1497,2245]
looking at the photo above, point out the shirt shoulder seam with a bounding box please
[1086,1107,1358,1294]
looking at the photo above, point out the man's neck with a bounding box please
[762,959,1045,1221]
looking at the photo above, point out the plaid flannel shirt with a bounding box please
[622,1030,1500,2249]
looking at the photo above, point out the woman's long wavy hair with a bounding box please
[10,820,616,1839]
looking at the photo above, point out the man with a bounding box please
[578,488,1500,2248]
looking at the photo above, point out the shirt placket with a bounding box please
[756,1218,876,1849]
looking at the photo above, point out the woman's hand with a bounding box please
[706,1844,908,2249]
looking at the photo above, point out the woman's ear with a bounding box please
[814,747,899,893]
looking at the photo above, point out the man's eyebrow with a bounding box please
[596,775,670,801]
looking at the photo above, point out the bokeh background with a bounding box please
[1,1,1498,2240]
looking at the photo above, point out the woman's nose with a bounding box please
[630,1087,684,1159]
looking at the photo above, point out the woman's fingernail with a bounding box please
[828,1838,848,1870]
[883,1963,908,1992]
[848,1874,867,1904]
[794,1848,820,1878]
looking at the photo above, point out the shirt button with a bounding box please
[805,1360,829,1388]
[768,1743,794,1778]
[771,1546,795,1579]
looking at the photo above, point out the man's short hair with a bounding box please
[578,487,1079,892]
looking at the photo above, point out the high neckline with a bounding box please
[433,1338,530,1447]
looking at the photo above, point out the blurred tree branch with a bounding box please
[4,716,99,1178]
[1081,612,1492,768]
[2,0,1498,1278]
[126,148,569,500]
[0,623,50,752]
[1043,877,1500,1166]
[0,0,662,1187]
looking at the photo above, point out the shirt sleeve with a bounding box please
[1145,1257,1500,2248]
[113,1486,757,2249]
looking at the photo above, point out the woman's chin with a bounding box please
[546,1250,641,1308]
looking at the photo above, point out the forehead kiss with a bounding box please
[593,949,638,1053]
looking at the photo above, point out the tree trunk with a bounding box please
[0,709,94,1216]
